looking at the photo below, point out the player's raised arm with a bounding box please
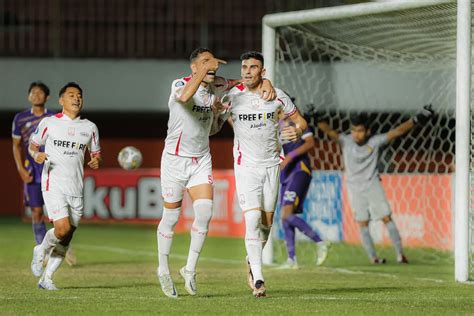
[317,119,340,142]
[177,54,226,104]
[386,104,434,142]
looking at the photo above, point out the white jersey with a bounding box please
[30,113,101,197]
[164,76,228,157]
[227,85,296,167]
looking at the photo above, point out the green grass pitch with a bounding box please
[0,218,473,315]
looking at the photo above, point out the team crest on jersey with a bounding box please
[175,81,185,87]
[239,194,246,205]
[251,99,260,110]
[163,187,174,198]
[68,127,75,136]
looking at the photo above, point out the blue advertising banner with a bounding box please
[274,171,343,242]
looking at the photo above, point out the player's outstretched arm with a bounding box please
[178,57,227,104]
[209,95,231,136]
[259,79,276,101]
[386,119,414,142]
[214,76,275,101]
[387,104,434,142]
[317,121,340,142]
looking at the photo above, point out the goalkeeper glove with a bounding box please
[413,104,434,125]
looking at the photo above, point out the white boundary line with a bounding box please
[76,244,448,284]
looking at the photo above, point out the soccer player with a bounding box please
[216,51,307,297]
[12,82,53,245]
[278,113,331,269]
[317,106,434,264]
[157,48,275,298]
[29,82,101,290]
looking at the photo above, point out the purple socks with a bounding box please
[283,214,321,248]
[32,221,47,244]
[283,219,296,260]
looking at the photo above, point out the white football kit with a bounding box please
[227,84,297,211]
[30,113,101,225]
[161,76,227,203]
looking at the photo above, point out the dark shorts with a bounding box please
[24,183,44,208]
[280,171,312,214]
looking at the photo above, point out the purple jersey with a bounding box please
[12,108,54,184]
[280,128,313,183]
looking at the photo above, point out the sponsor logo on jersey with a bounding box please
[68,127,75,136]
[80,132,90,137]
[53,139,87,151]
[192,104,212,113]
[238,112,276,121]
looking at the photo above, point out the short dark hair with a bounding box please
[240,51,264,66]
[28,81,50,97]
[350,113,370,129]
[59,82,82,97]
[190,47,212,62]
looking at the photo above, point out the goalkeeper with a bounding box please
[317,105,434,264]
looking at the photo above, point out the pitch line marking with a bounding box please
[76,244,448,284]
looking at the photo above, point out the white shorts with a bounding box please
[234,164,280,212]
[160,151,213,203]
[43,191,83,227]
[347,179,392,222]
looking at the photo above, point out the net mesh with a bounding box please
[270,2,471,271]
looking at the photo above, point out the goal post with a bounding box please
[455,0,471,283]
[262,0,471,282]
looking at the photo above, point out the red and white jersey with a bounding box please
[165,76,228,157]
[228,85,296,167]
[30,113,101,197]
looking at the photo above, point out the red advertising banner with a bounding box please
[82,169,245,237]
[341,174,453,250]
[29,169,453,250]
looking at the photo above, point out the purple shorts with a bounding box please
[24,183,44,208]
[280,171,312,214]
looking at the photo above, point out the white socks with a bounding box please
[40,228,60,255]
[44,243,68,280]
[186,199,213,272]
[157,207,181,275]
[244,210,264,283]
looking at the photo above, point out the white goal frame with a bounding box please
[262,0,471,282]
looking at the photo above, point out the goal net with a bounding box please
[263,1,472,278]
